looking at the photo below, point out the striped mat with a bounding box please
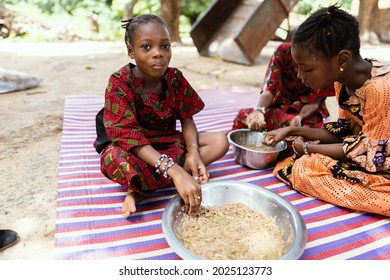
[55,90,390,260]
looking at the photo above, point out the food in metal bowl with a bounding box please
[162,180,307,260]
[178,203,285,260]
[227,129,287,169]
[241,144,276,151]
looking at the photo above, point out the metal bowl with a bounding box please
[227,129,287,169]
[162,180,307,260]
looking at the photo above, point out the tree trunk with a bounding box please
[123,0,138,20]
[0,4,14,38]
[160,0,182,43]
[358,0,380,44]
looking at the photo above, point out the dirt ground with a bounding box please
[0,39,389,260]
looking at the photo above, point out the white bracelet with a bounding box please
[303,142,309,155]
[155,154,168,174]
[163,160,176,179]
[254,106,265,114]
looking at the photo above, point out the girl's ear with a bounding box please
[338,50,352,70]
[128,46,134,59]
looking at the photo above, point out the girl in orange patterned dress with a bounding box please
[262,5,390,216]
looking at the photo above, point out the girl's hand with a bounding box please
[246,110,266,131]
[289,115,302,127]
[185,147,209,183]
[292,136,320,155]
[262,127,291,146]
[168,165,202,214]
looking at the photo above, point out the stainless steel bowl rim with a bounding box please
[227,129,287,153]
[162,180,307,260]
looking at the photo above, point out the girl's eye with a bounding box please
[162,44,171,50]
[298,66,313,73]
[301,67,312,73]
[141,44,150,50]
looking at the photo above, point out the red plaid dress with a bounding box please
[232,42,335,131]
[94,63,204,195]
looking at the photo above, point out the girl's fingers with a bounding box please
[188,194,201,214]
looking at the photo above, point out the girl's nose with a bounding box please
[297,68,304,80]
[153,48,163,58]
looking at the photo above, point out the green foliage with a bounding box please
[3,0,122,41]
[2,0,24,4]
[293,0,352,15]
[133,0,160,16]
[33,0,111,15]
[181,0,214,24]
[111,0,161,17]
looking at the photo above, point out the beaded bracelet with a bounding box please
[163,159,176,179]
[303,142,309,155]
[155,154,168,174]
[161,156,173,174]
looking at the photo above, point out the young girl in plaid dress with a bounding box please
[95,14,229,218]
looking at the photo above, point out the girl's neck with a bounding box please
[342,55,372,91]
[144,80,163,94]
[132,66,163,94]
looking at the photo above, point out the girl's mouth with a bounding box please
[152,64,164,70]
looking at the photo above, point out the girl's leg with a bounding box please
[122,189,146,218]
[100,144,147,218]
[197,132,229,165]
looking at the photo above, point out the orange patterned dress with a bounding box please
[274,59,390,216]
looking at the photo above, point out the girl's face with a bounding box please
[129,22,172,81]
[291,44,339,90]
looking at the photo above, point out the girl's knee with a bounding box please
[214,132,229,154]
[221,132,230,148]
[199,132,229,159]
[100,145,130,175]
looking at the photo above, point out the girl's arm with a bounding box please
[132,144,202,214]
[292,137,348,161]
[264,126,342,145]
[181,117,199,151]
[132,145,166,170]
[290,96,325,127]
[264,126,347,160]
[180,118,208,182]
[256,90,274,109]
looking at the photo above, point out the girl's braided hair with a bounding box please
[292,4,360,58]
[121,14,170,48]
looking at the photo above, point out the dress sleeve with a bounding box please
[342,76,390,172]
[170,69,205,119]
[103,71,150,151]
[317,84,336,97]
[261,45,284,94]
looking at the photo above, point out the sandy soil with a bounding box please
[0,39,389,260]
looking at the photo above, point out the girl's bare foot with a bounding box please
[122,190,146,219]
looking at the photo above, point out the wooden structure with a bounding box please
[190,0,299,65]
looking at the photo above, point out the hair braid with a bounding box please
[293,4,360,58]
[121,14,170,48]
